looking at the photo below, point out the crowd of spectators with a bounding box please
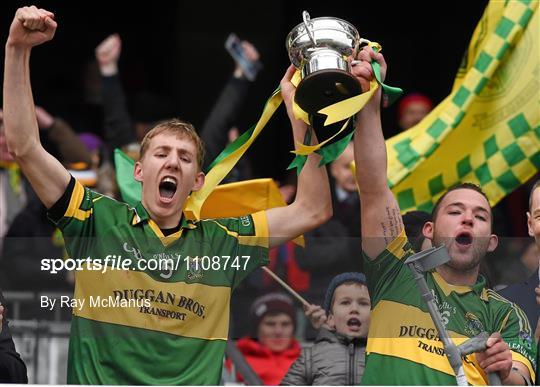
[0,5,538,384]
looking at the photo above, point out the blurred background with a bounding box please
[0,0,489,179]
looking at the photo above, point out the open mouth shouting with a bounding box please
[455,231,473,249]
[158,176,178,204]
[346,317,362,332]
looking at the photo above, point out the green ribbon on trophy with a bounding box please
[287,42,403,174]
[184,45,401,218]
[283,11,403,174]
[184,85,283,219]
[116,12,403,221]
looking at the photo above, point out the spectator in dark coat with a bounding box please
[282,273,369,385]
[0,290,27,383]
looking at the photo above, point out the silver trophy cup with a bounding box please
[286,11,366,116]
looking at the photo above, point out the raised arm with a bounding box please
[95,34,138,153]
[265,65,332,248]
[3,6,70,208]
[200,40,259,168]
[352,46,403,259]
[35,106,93,165]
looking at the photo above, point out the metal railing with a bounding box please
[3,291,72,383]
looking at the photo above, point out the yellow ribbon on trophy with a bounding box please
[290,42,382,157]
[291,79,380,156]
[115,41,399,248]
[183,86,284,220]
[182,41,398,220]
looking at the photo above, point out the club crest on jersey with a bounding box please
[464,312,484,336]
[187,260,203,280]
[518,331,533,349]
[240,216,251,227]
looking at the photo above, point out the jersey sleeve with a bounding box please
[210,211,269,289]
[362,230,415,306]
[47,177,100,259]
[499,304,537,383]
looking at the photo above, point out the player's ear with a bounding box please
[134,161,143,183]
[422,221,434,241]
[192,172,205,191]
[486,234,498,253]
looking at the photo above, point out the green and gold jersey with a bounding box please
[361,231,536,385]
[48,179,269,384]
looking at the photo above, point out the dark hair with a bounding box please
[529,180,540,212]
[402,211,431,253]
[431,183,492,227]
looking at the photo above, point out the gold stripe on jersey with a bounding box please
[65,181,93,221]
[488,289,531,332]
[512,350,536,383]
[147,219,184,247]
[73,269,231,340]
[387,229,410,261]
[367,299,505,385]
[432,272,485,298]
[206,211,269,248]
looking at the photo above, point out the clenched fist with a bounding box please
[303,303,329,330]
[351,45,387,106]
[7,6,57,49]
[95,33,122,76]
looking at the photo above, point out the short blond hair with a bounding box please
[139,119,205,169]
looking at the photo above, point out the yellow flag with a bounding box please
[383,0,539,212]
[198,178,304,246]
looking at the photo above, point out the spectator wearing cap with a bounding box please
[397,92,433,131]
[282,273,369,385]
[233,293,301,385]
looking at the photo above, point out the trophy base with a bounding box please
[295,69,362,117]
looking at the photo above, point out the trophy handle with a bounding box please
[302,11,317,46]
[359,38,382,53]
